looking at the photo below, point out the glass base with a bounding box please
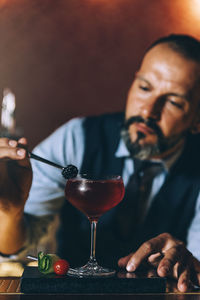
[68,261,116,278]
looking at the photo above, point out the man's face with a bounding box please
[124,43,200,160]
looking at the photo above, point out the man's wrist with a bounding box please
[0,207,24,221]
[0,213,27,255]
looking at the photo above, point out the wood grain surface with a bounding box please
[0,278,20,293]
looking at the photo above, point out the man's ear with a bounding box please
[190,106,200,134]
[190,121,200,134]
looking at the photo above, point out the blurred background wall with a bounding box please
[0,0,200,148]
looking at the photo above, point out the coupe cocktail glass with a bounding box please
[65,174,125,277]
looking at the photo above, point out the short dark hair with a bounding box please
[147,34,200,63]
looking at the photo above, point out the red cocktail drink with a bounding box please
[65,177,124,220]
[65,174,125,277]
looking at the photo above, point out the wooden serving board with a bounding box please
[20,267,166,294]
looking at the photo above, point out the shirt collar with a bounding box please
[115,138,184,172]
[115,138,130,158]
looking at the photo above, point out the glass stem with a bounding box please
[89,220,98,263]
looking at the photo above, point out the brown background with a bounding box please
[0,0,200,149]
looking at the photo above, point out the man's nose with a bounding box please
[141,98,162,121]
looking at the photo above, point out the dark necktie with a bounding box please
[116,159,164,240]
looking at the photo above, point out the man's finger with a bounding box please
[0,138,15,147]
[148,252,164,267]
[190,257,200,287]
[0,137,28,148]
[157,245,185,277]
[125,235,169,272]
[118,253,133,268]
[18,137,28,145]
[0,147,26,160]
[196,273,200,287]
[177,266,193,292]
[0,137,29,161]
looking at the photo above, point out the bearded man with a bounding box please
[1,34,200,292]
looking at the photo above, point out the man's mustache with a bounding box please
[123,116,164,139]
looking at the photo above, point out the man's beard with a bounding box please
[121,116,186,160]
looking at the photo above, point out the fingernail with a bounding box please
[9,140,17,147]
[126,263,135,272]
[17,149,26,156]
[181,279,190,287]
[180,282,187,292]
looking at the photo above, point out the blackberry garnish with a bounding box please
[62,164,78,179]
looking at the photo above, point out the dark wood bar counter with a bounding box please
[0,276,200,300]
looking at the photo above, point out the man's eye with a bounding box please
[169,100,183,109]
[139,85,149,91]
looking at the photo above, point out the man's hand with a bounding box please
[0,137,32,215]
[118,233,200,292]
[0,137,32,255]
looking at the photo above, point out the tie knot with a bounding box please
[134,159,164,178]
